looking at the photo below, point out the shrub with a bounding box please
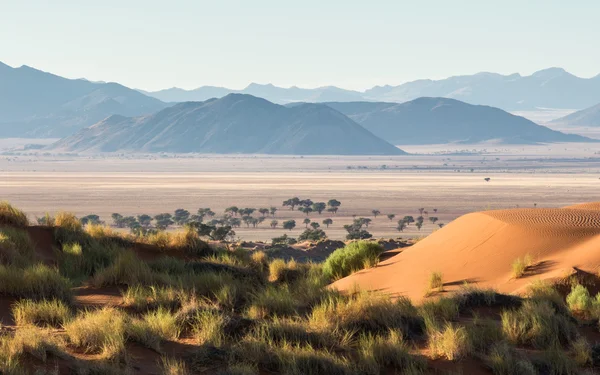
[566,284,592,313]
[64,308,126,360]
[268,258,306,283]
[511,254,532,279]
[419,297,459,331]
[357,329,426,374]
[92,250,154,287]
[571,337,591,367]
[0,201,28,227]
[467,317,503,353]
[54,211,82,232]
[122,284,184,311]
[0,263,72,302]
[0,227,35,267]
[501,300,577,349]
[12,299,71,327]
[428,323,471,361]
[298,228,327,242]
[527,279,564,307]
[0,326,65,368]
[322,241,384,281]
[58,241,120,282]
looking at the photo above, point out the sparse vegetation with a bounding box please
[12,299,71,327]
[511,254,533,278]
[322,241,384,280]
[0,201,29,227]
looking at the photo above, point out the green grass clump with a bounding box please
[357,329,426,374]
[248,285,297,319]
[511,254,532,279]
[122,284,184,311]
[322,241,384,281]
[427,271,444,292]
[0,263,72,302]
[570,337,592,367]
[252,317,338,350]
[501,300,577,349]
[0,326,66,371]
[148,256,186,275]
[128,307,180,351]
[92,250,155,287]
[485,342,536,375]
[64,307,127,360]
[57,241,120,282]
[169,227,211,256]
[566,284,592,313]
[428,323,471,361]
[192,309,227,347]
[0,201,29,228]
[0,227,35,267]
[419,296,459,331]
[309,291,422,338]
[12,299,71,327]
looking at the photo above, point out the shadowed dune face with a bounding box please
[331,205,600,302]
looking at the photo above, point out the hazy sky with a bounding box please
[1,0,599,91]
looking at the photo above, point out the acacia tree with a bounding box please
[372,209,381,218]
[225,206,239,216]
[303,218,311,228]
[415,221,423,231]
[323,218,333,228]
[326,199,341,214]
[301,206,313,216]
[283,220,296,231]
[259,208,269,217]
[282,197,301,210]
[344,221,372,240]
[137,214,153,227]
[111,213,124,228]
[433,208,438,213]
[312,202,326,215]
[418,208,425,215]
[397,221,407,232]
[269,207,277,217]
[429,217,439,224]
[387,214,396,222]
[270,220,278,228]
[310,222,320,230]
[80,214,102,226]
[402,216,415,225]
[154,213,174,230]
[173,209,191,225]
[438,223,444,228]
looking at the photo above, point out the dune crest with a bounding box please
[331,204,600,302]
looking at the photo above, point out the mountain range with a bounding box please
[325,98,592,144]
[0,62,167,137]
[50,94,405,155]
[551,102,600,127]
[143,68,600,111]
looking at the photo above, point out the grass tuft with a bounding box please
[322,241,384,281]
[428,323,471,361]
[12,299,71,327]
[0,201,29,228]
[0,263,72,302]
[64,308,127,360]
[0,227,35,267]
[511,254,532,279]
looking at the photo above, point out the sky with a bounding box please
[1,0,599,92]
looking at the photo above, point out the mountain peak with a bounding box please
[531,67,570,79]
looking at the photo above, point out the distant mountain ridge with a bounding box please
[551,102,600,127]
[0,62,167,137]
[325,98,596,145]
[51,94,405,155]
[142,68,600,111]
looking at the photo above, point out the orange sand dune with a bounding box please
[564,202,600,211]
[332,205,600,302]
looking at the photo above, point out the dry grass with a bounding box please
[128,308,180,351]
[121,284,184,311]
[322,241,384,281]
[0,227,35,267]
[64,308,127,360]
[192,309,226,347]
[0,263,72,302]
[160,356,189,375]
[92,250,155,287]
[511,254,533,279]
[428,323,471,361]
[0,201,29,228]
[247,285,297,319]
[54,211,82,232]
[426,271,444,295]
[12,299,71,327]
[357,329,425,373]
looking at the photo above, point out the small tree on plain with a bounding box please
[429,216,439,224]
[270,220,278,229]
[303,218,311,228]
[323,218,333,228]
[174,209,191,225]
[259,208,269,217]
[154,213,174,230]
[283,220,296,231]
[225,206,239,216]
[137,214,153,227]
[397,221,407,232]
[312,202,326,214]
[301,206,313,216]
[372,209,381,218]
[327,199,341,214]
[310,222,320,230]
[387,214,396,222]
[269,206,278,217]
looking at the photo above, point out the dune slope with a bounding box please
[332,206,600,302]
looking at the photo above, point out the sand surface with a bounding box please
[332,204,600,302]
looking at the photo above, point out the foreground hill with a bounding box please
[551,102,600,127]
[0,62,167,137]
[332,205,600,302]
[326,97,594,144]
[143,68,600,111]
[51,94,405,155]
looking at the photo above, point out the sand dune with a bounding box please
[332,205,600,302]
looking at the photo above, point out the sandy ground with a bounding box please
[3,145,600,241]
[333,203,600,302]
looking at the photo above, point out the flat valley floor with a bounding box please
[2,142,600,241]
